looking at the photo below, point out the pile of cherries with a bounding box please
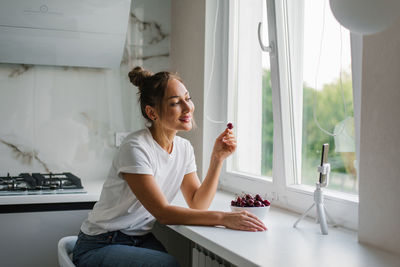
[231,193,271,207]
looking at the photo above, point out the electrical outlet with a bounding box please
[115,132,130,147]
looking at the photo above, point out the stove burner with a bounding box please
[0,172,85,195]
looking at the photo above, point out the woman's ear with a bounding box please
[145,105,158,121]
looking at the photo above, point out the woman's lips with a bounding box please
[179,116,191,123]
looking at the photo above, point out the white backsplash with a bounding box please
[0,0,170,182]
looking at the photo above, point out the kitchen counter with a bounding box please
[0,180,102,205]
[169,190,400,267]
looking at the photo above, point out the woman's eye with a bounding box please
[170,97,191,106]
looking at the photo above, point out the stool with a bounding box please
[58,236,78,267]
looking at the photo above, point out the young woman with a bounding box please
[72,67,267,267]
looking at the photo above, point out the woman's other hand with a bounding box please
[221,211,267,232]
[212,128,237,162]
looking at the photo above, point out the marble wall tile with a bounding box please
[0,0,170,183]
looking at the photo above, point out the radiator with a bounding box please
[191,243,234,267]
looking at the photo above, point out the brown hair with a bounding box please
[128,66,183,123]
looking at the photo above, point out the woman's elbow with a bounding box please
[154,208,175,225]
[188,203,208,211]
[156,214,170,225]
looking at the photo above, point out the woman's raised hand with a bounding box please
[221,211,267,232]
[212,126,237,162]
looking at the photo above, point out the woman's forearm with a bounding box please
[187,127,236,210]
[157,205,224,226]
[157,204,267,232]
[190,156,223,210]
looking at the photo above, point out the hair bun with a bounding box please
[128,66,153,88]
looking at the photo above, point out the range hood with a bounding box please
[0,0,131,68]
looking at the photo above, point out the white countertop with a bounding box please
[169,190,400,267]
[3,181,400,267]
[0,181,103,205]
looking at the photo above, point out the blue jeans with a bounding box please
[72,230,180,267]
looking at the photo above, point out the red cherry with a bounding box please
[232,194,269,208]
[247,199,255,207]
[227,122,233,130]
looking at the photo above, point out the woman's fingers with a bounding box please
[217,128,230,140]
[242,212,267,231]
[213,129,237,160]
[222,131,236,144]
[223,211,268,232]
[239,219,265,232]
[234,212,267,232]
[219,129,234,139]
[222,137,236,145]
[222,133,235,140]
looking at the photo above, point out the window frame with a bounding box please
[207,0,359,230]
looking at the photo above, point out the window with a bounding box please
[229,0,273,178]
[299,0,357,194]
[214,0,358,229]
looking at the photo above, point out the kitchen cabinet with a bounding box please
[0,182,101,267]
[0,207,92,267]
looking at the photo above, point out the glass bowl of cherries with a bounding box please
[230,193,271,220]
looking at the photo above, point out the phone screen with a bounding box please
[319,143,329,184]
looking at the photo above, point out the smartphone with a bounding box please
[319,143,329,185]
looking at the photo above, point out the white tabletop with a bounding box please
[2,181,400,267]
[169,190,400,267]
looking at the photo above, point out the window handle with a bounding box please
[258,22,272,52]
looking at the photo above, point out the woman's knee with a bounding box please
[158,253,180,267]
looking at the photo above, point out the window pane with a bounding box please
[301,0,357,193]
[231,0,273,177]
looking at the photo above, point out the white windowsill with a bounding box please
[169,190,399,267]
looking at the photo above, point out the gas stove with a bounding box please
[0,172,86,195]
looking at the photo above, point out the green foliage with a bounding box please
[302,72,354,169]
[261,69,355,187]
[261,69,273,176]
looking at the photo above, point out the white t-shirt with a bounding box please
[81,128,197,236]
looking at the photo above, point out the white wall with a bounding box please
[358,19,400,255]
[0,0,170,183]
[171,0,206,178]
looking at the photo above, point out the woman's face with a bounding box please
[159,78,195,132]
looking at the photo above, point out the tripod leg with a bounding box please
[324,207,337,227]
[316,203,328,235]
[293,203,315,228]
